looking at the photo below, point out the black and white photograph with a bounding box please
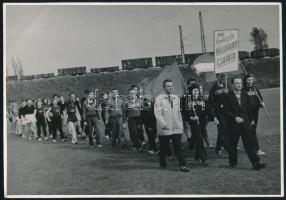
[3,2,283,197]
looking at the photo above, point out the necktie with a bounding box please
[169,95,173,109]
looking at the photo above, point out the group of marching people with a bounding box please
[7,73,266,172]
[7,85,157,152]
[154,73,266,172]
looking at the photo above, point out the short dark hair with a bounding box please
[231,76,242,84]
[69,92,75,96]
[243,73,255,87]
[163,79,173,87]
[187,78,196,85]
[131,84,139,89]
[52,94,58,98]
[128,87,136,93]
[111,88,118,92]
[84,89,90,94]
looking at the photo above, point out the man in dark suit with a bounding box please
[223,76,266,170]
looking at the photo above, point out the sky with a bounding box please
[5,3,280,76]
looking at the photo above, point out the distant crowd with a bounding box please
[7,73,267,172]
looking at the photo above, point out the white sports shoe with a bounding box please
[257,149,266,155]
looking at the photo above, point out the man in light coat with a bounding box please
[154,79,190,172]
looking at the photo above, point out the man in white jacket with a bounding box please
[154,79,190,172]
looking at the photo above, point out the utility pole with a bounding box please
[179,25,185,65]
[199,11,206,53]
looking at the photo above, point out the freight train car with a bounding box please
[155,55,181,67]
[7,75,17,81]
[42,73,54,78]
[250,48,279,58]
[239,51,250,60]
[22,75,34,80]
[58,66,86,76]
[90,66,119,74]
[121,57,153,70]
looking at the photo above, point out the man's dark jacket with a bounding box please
[223,90,254,132]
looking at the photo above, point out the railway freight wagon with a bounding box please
[121,57,153,70]
[238,51,250,60]
[41,73,54,78]
[90,66,119,74]
[33,73,55,79]
[7,75,17,81]
[155,55,182,67]
[58,66,86,76]
[250,48,280,58]
[22,75,34,80]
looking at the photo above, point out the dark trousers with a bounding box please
[143,122,158,151]
[229,127,260,167]
[128,116,142,149]
[36,119,47,138]
[215,113,230,153]
[86,116,101,146]
[110,116,124,147]
[138,117,145,142]
[51,116,65,139]
[159,134,186,167]
[188,118,209,150]
[252,109,260,151]
[47,121,53,136]
[102,111,111,137]
[189,120,207,162]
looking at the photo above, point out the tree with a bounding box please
[250,27,269,50]
[11,56,24,80]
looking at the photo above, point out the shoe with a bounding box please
[141,141,147,146]
[49,135,53,138]
[45,137,49,141]
[201,160,209,165]
[230,164,237,168]
[257,149,266,156]
[237,147,241,150]
[38,138,42,141]
[208,144,214,149]
[61,138,66,142]
[160,162,167,169]
[52,139,56,143]
[97,144,103,148]
[216,150,222,156]
[253,163,266,170]
[138,147,143,153]
[180,166,190,172]
[148,150,155,154]
[105,135,110,139]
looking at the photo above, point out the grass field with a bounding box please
[6,88,282,196]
